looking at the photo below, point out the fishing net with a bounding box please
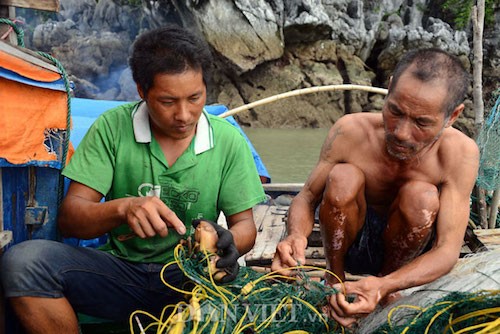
[129,242,342,334]
[372,290,500,333]
[475,89,500,192]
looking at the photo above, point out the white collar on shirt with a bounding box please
[131,101,214,155]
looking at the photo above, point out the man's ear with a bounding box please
[445,103,464,127]
[137,84,144,99]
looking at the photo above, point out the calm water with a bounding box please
[244,128,330,183]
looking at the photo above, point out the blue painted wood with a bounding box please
[1,166,61,250]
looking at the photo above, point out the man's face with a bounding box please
[138,69,207,141]
[382,71,449,161]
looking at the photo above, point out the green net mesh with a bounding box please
[475,90,500,192]
[130,243,342,334]
[373,290,500,333]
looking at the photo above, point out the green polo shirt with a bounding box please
[63,101,266,263]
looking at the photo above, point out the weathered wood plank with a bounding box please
[305,246,324,259]
[252,204,272,232]
[0,0,59,12]
[0,40,60,73]
[245,205,287,263]
[261,213,286,259]
[474,228,500,237]
[0,5,17,45]
[474,228,500,250]
[263,183,303,193]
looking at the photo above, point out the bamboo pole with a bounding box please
[219,84,388,118]
[489,189,499,229]
[472,2,485,136]
[471,1,488,228]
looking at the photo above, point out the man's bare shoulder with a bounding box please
[320,113,383,162]
[440,128,479,157]
[332,112,383,137]
[439,127,480,174]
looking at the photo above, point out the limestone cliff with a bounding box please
[16,0,500,134]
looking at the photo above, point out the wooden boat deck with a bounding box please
[246,184,500,279]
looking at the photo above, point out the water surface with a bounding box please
[244,128,330,183]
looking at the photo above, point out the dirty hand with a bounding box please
[328,276,384,328]
[271,234,308,275]
[125,196,186,238]
[192,219,240,283]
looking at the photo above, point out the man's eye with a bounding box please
[416,120,431,127]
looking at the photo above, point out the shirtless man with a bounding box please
[272,48,479,327]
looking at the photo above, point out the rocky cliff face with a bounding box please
[17,0,500,134]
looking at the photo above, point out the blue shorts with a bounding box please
[344,207,387,276]
[1,240,186,321]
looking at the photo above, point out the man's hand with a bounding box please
[328,276,385,327]
[125,196,186,238]
[271,234,308,275]
[192,219,240,283]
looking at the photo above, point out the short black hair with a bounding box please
[390,48,470,117]
[129,24,213,97]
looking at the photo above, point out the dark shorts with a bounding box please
[344,207,434,276]
[1,240,186,321]
[344,207,387,276]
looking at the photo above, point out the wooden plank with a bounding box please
[461,226,499,253]
[0,5,17,45]
[245,205,287,263]
[0,39,60,73]
[472,228,500,250]
[261,213,287,259]
[474,228,500,237]
[0,0,59,12]
[305,246,324,259]
[246,220,285,261]
[263,183,303,192]
[252,204,272,232]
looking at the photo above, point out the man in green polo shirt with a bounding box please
[1,25,266,333]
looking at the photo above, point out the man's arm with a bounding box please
[330,139,479,326]
[381,139,480,290]
[58,181,186,239]
[226,208,257,255]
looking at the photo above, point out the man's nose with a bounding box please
[393,119,412,141]
[175,102,190,121]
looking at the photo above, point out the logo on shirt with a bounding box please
[138,183,161,197]
[161,184,200,212]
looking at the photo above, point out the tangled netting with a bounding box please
[129,243,342,334]
[373,290,500,333]
[128,242,500,334]
[476,90,500,192]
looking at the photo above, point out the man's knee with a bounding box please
[323,163,365,207]
[3,241,39,273]
[397,181,439,227]
[1,240,62,296]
